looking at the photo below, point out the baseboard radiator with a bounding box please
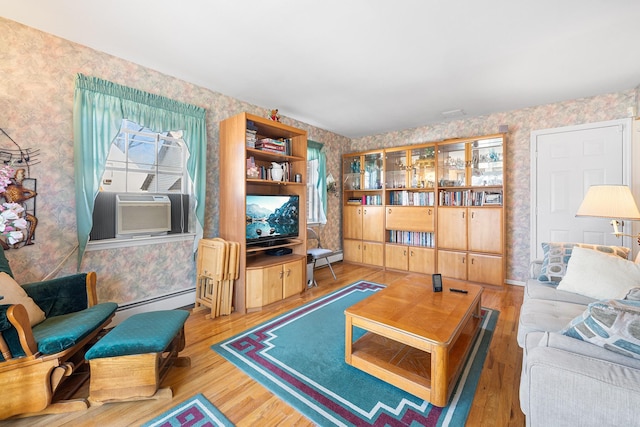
[112,287,196,326]
[112,252,343,326]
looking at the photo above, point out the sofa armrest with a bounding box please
[529,260,543,279]
[0,304,37,360]
[22,272,97,318]
[524,334,640,426]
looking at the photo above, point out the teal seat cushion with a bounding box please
[85,310,189,360]
[32,302,118,355]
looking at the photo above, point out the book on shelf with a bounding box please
[389,190,435,206]
[438,189,503,206]
[481,191,502,205]
[254,137,292,155]
[361,194,382,205]
[388,230,435,247]
[246,129,257,148]
[246,121,258,148]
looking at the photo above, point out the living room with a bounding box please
[2,2,640,426]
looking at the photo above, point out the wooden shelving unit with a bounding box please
[342,134,506,287]
[219,112,308,313]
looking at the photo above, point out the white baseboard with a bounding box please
[112,287,196,326]
[505,279,525,287]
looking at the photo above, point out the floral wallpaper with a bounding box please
[0,16,636,303]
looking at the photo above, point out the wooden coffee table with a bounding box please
[344,276,483,407]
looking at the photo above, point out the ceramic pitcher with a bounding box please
[271,162,284,181]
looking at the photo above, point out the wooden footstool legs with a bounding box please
[85,310,190,404]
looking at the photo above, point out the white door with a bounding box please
[531,119,632,260]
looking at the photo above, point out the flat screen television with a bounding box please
[246,194,300,246]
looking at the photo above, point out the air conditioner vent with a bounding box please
[116,194,171,237]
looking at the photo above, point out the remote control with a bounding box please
[449,288,468,294]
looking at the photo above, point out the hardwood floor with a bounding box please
[4,263,525,426]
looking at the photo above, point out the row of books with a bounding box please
[438,190,503,206]
[388,190,435,206]
[246,121,258,148]
[346,195,383,205]
[388,230,435,247]
[250,138,292,155]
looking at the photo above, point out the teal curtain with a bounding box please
[307,140,327,223]
[73,74,207,269]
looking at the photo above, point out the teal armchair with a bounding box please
[0,250,117,419]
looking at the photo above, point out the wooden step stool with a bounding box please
[85,310,190,404]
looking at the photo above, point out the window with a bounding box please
[101,120,187,194]
[73,74,207,265]
[89,120,192,242]
[307,158,323,224]
[307,141,327,224]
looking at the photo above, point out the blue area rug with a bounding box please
[142,393,234,427]
[212,281,499,426]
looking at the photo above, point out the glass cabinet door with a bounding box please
[471,137,503,186]
[363,152,383,190]
[343,154,361,190]
[385,150,407,189]
[410,145,435,189]
[438,142,467,187]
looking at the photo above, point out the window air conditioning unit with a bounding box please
[116,194,171,237]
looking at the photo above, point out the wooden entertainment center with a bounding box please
[219,113,308,313]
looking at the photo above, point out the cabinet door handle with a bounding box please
[462,211,465,219]
[286,268,291,277]
[403,250,407,256]
[471,211,475,219]
[410,250,414,257]
[471,258,475,265]
[388,208,392,214]
[358,208,361,215]
[427,208,432,215]
[462,256,466,264]
[364,209,367,215]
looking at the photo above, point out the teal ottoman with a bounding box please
[85,310,190,403]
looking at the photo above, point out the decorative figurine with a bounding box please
[268,109,281,122]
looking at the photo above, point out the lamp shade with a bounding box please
[576,185,640,220]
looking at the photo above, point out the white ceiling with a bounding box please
[2,0,640,138]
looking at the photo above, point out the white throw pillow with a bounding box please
[557,247,640,300]
[0,272,45,326]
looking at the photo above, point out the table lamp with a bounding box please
[575,185,640,237]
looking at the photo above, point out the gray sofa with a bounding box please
[518,260,640,427]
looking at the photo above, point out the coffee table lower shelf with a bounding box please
[348,314,481,406]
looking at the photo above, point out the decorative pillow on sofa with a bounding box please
[557,247,640,300]
[538,242,630,284]
[0,272,45,326]
[561,299,640,360]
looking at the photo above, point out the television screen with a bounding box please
[246,194,300,245]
